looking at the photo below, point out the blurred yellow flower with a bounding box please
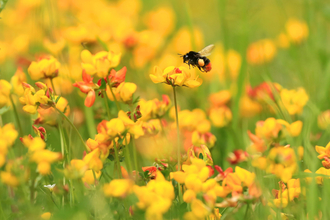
[209,106,232,128]
[82,170,101,185]
[44,37,66,55]
[209,90,231,108]
[239,95,262,118]
[285,18,309,44]
[41,212,52,220]
[0,171,19,187]
[318,110,330,130]
[280,87,308,115]
[10,67,27,96]
[247,39,277,65]
[28,56,60,80]
[0,80,12,108]
[104,178,134,198]
[144,7,175,36]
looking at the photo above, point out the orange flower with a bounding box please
[107,66,127,87]
[247,82,281,101]
[73,70,98,107]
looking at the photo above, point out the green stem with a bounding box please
[184,1,196,50]
[124,137,132,174]
[9,94,23,137]
[84,105,96,138]
[58,122,70,206]
[55,107,89,151]
[103,91,112,120]
[113,145,121,178]
[132,137,139,172]
[0,200,5,220]
[244,204,249,219]
[92,170,98,186]
[108,83,121,112]
[172,86,183,203]
[50,78,57,95]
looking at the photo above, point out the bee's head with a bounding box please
[179,54,189,63]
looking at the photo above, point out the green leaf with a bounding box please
[133,96,140,104]
[0,106,10,115]
[0,0,9,13]
[99,78,107,90]
[55,95,61,103]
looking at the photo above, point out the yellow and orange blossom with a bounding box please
[81,50,121,78]
[150,66,202,88]
[28,56,60,80]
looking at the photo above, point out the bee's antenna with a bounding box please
[178,53,183,57]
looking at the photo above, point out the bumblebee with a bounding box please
[181,44,214,72]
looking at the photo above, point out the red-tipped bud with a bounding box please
[84,90,96,107]
[35,82,47,90]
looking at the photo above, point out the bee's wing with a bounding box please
[198,44,215,57]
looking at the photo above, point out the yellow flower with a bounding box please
[277,33,290,48]
[209,90,231,108]
[235,166,255,187]
[247,39,277,65]
[43,37,66,55]
[315,167,330,184]
[144,7,175,36]
[209,106,232,128]
[150,66,202,88]
[30,149,62,175]
[106,118,126,137]
[41,212,52,220]
[82,170,101,185]
[28,56,60,80]
[191,199,211,219]
[64,159,88,179]
[106,82,137,104]
[81,50,121,78]
[83,148,103,172]
[255,118,282,140]
[10,67,26,96]
[318,110,330,130]
[0,171,19,187]
[19,83,53,114]
[138,95,171,121]
[285,18,309,44]
[183,189,196,203]
[267,146,297,182]
[277,119,303,137]
[104,179,134,198]
[239,95,262,118]
[0,80,12,108]
[280,87,308,115]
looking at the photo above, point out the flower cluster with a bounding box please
[21,136,62,175]
[171,158,257,219]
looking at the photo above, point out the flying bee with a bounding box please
[180,44,215,72]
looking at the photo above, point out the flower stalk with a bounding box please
[172,85,183,202]
[55,107,89,151]
[9,94,23,138]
